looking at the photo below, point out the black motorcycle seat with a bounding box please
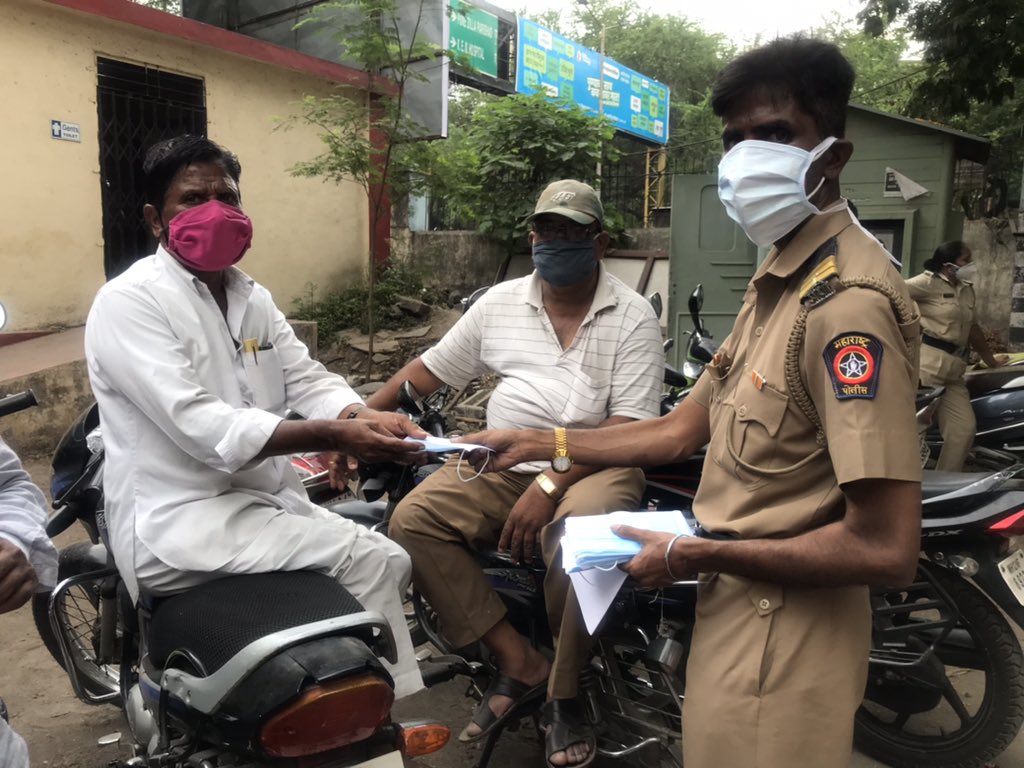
[146,571,366,675]
[325,499,387,527]
[921,471,989,501]
[966,367,1024,398]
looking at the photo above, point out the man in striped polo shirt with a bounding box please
[367,180,664,768]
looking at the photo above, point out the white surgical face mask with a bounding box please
[953,261,977,281]
[717,136,837,248]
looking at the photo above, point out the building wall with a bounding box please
[842,110,955,275]
[0,0,367,332]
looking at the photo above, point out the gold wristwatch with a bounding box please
[534,473,562,501]
[551,426,573,473]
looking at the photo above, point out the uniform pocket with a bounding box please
[242,344,287,412]
[746,581,785,694]
[716,376,790,489]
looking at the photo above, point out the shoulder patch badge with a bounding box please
[823,333,883,400]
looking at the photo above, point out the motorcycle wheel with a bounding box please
[855,562,1024,768]
[31,542,121,701]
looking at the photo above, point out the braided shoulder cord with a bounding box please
[784,276,919,447]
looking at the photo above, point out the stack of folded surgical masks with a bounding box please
[562,510,691,573]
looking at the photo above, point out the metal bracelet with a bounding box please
[664,533,686,582]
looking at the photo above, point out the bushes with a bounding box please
[291,262,429,337]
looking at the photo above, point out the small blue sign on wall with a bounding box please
[515,18,670,145]
[51,120,81,143]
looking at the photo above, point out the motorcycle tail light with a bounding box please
[395,721,451,757]
[259,674,394,758]
[989,509,1024,535]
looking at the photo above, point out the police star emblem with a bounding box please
[823,333,883,400]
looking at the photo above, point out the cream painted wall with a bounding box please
[0,0,367,331]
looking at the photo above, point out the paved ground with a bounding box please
[3,455,1022,767]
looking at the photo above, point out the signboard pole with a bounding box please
[596,25,605,193]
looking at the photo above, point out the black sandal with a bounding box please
[540,698,597,768]
[458,672,546,743]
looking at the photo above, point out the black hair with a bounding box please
[711,36,856,139]
[143,135,242,211]
[923,240,969,272]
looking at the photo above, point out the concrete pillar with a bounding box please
[1011,214,1024,352]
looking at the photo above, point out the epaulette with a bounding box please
[798,237,842,308]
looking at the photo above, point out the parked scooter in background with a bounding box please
[679,285,718,388]
[34,405,454,768]
[924,362,1024,470]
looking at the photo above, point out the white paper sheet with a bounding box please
[571,567,629,634]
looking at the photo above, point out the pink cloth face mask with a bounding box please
[166,200,253,272]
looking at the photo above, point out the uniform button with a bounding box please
[759,598,771,611]
[738,405,748,417]
[755,326,764,337]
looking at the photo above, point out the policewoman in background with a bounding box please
[906,240,1008,470]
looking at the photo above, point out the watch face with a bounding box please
[552,455,573,473]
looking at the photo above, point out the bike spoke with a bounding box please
[938,675,972,728]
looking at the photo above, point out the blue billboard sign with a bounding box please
[515,18,670,145]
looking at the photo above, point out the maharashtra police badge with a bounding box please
[823,333,883,400]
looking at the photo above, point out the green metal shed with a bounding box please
[666,104,991,366]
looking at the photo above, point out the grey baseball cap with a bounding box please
[526,179,603,226]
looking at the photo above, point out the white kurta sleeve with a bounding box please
[86,287,283,473]
[0,438,58,589]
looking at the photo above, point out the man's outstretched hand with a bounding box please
[326,408,427,488]
[462,429,536,472]
[0,539,38,614]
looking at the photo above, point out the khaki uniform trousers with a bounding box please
[923,376,976,472]
[389,459,645,699]
[682,574,871,768]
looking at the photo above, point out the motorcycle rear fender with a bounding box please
[924,539,1024,632]
[158,612,396,716]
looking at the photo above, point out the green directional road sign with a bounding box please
[449,0,499,78]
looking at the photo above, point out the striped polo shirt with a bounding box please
[422,264,664,472]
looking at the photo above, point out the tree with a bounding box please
[859,0,1024,116]
[859,0,1024,204]
[134,0,181,12]
[285,0,445,376]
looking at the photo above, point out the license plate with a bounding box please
[352,753,404,768]
[998,549,1024,606]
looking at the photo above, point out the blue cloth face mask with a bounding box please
[532,240,598,286]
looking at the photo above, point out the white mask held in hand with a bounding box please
[718,137,837,248]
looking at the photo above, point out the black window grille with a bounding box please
[96,58,206,278]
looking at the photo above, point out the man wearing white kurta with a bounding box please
[85,135,425,697]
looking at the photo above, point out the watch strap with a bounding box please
[534,472,562,501]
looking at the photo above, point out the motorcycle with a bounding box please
[924,362,1024,470]
[33,402,456,768]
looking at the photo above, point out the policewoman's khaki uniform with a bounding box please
[905,271,977,470]
[686,207,922,767]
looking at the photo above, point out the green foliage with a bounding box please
[133,0,180,12]
[292,262,428,336]
[461,93,617,247]
[859,0,1024,116]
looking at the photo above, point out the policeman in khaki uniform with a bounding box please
[469,38,923,767]
[906,241,1007,470]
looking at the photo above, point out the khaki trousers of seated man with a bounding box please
[682,573,871,768]
[389,458,645,699]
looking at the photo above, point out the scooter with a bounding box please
[924,363,1024,470]
[34,403,456,768]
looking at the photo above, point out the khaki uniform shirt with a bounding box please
[690,207,922,539]
[905,270,976,384]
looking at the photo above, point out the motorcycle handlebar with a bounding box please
[0,390,38,418]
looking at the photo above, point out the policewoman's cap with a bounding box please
[526,180,603,226]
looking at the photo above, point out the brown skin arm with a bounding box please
[366,358,447,412]
[0,539,39,614]
[467,395,711,472]
[617,477,921,589]
[256,416,425,465]
[969,323,1008,368]
[499,415,636,563]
